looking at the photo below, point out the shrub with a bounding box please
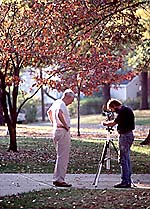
[125,97,150,110]
[124,98,140,110]
[23,99,38,123]
[25,104,37,123]
[80,97,103,115]
[68,97,103,116]
[68,99,78,117]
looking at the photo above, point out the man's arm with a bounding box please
[58,109,70,131]
[47,109,53,124]
[102,120,116,127]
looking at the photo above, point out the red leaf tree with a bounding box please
[0,1,66,151]
[50,0,144,94]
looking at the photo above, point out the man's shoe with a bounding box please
[53,181,72,187]
[114,183,131,188]
[140,140,150,145]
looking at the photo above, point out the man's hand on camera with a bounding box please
[102,120,116,128]
[101,121,107,126]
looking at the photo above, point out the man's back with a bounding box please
[115,105,135,134]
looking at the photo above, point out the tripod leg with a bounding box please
[110,140,118,155]
[106,144,110,170]
[93,141,108,187]
[94,163,103,187]
[109,140,119,164]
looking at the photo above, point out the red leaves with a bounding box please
[0,0,141,93]
[55,46,126,95]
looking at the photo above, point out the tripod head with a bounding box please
[106,126,114,133]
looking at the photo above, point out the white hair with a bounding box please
[62,89,75,98]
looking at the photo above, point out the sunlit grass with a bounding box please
[71,114,104,125]
[0,110,150,175]
[134,110,150,117]
[71,110,150,126]
[133,110,150,125]
[132,142,150,155]
[135,118,150,125]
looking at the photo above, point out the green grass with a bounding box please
[135,118,150,125]
[0,187,150,208]
[71,114,104,125]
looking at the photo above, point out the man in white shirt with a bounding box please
[47,89,75,187]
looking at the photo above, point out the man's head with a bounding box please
[62,89,75,106]
[107,98,122,113]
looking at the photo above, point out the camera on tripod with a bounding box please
[102,105,114,133]
[102,110,114,121]
[93,106,118,187]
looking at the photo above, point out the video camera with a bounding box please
[102,105,114,133]
[102,110,114,121]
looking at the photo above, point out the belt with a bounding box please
[57,125,70,130]
[118,130,132,134]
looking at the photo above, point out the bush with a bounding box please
[68,97,104,116]
[25,104,37,123]
[124,98,140,110]
[23,99,38,123]
[80,97,103,115]
[68,100,78,117]
[125,97,150,110]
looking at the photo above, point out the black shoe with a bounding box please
[53,181,72,187]
[114,183,131,188]
[140,140,150,145]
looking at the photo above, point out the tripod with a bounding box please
[93,127,118,187]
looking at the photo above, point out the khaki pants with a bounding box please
[53,128,71,182]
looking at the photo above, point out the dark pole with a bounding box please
[40,69,45,121]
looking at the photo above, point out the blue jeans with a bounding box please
[119,132,134,185]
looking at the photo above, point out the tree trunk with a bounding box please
[0,88,4,125]
[40,69,45,121]
[0,102,4,126]
[0,107,4,125]
[0,70,18,152]
[41,86,45,121]
[7,124,17,152]
[140,71,149,109]
[102,84,111,105]
[77,86,81,136]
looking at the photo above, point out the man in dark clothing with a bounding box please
[103,98,135,188]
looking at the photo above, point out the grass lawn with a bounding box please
[0,188,150,209]
[0,137,150,174]
[134,110,150,125]
[71,110,150,126]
